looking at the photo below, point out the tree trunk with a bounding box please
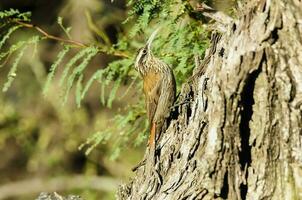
[118,0,302,199]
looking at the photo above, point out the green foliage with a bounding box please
[0,0,210,158]
[63,46,98,104]
[1,36,41,91]
[80,101,147,160]
[59,47,92,87]
[57,17,72,39]
[126,0,208,84]
[76,74,84,108]
[2,46,25,92]
[0,25,21,50]
[0,8,31,21]
[43,45,71,95]
[79,0,210,156]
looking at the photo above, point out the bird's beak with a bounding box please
[146,27,160,50]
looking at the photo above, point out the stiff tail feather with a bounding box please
[148,123,156,146]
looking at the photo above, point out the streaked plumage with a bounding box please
[135,30,176,146]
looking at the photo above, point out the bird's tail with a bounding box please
[148,122,156,147]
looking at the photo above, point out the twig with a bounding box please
[14,20,87,47]
[0,53,11,68]
[12,19,131,58]
[85,10,111,46]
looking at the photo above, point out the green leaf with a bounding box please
[57,16,72,39]
[107,78,121,108]
[43,45,70,95]
[81,69,104,100]
[63,46,98,104]
[0,36,40,62]
[2,46,26,92]
[76,74,83,108]
[59,47,92,87]
[0,25,22,51]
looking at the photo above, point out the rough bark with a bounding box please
[118,0,302,199]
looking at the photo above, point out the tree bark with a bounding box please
[118,0,302,199]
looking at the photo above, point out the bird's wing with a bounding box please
[153,69,176,124]
[147,94,160,124]
[143,72,162,124]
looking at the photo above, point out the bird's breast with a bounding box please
[143,71,161,95]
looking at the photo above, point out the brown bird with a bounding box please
[135,29,176,147]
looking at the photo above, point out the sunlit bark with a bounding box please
[118,0,302,199]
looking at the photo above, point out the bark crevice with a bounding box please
[238,66,261,200]
[220,171,229,199]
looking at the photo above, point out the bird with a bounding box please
[134,29,176,147]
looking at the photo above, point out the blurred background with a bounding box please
[0,0,235,199]
[0,1,141,199]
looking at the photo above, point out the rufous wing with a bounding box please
[143,72,162,145]
[143,72,161,124]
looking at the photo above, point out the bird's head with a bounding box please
[134,28,160,75]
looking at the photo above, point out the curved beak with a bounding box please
[146,27,160,50]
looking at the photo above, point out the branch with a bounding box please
[12,19,130,58]
[14,20,87,47]
[0,175,119,199]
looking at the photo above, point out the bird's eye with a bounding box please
[142,49,147,54]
